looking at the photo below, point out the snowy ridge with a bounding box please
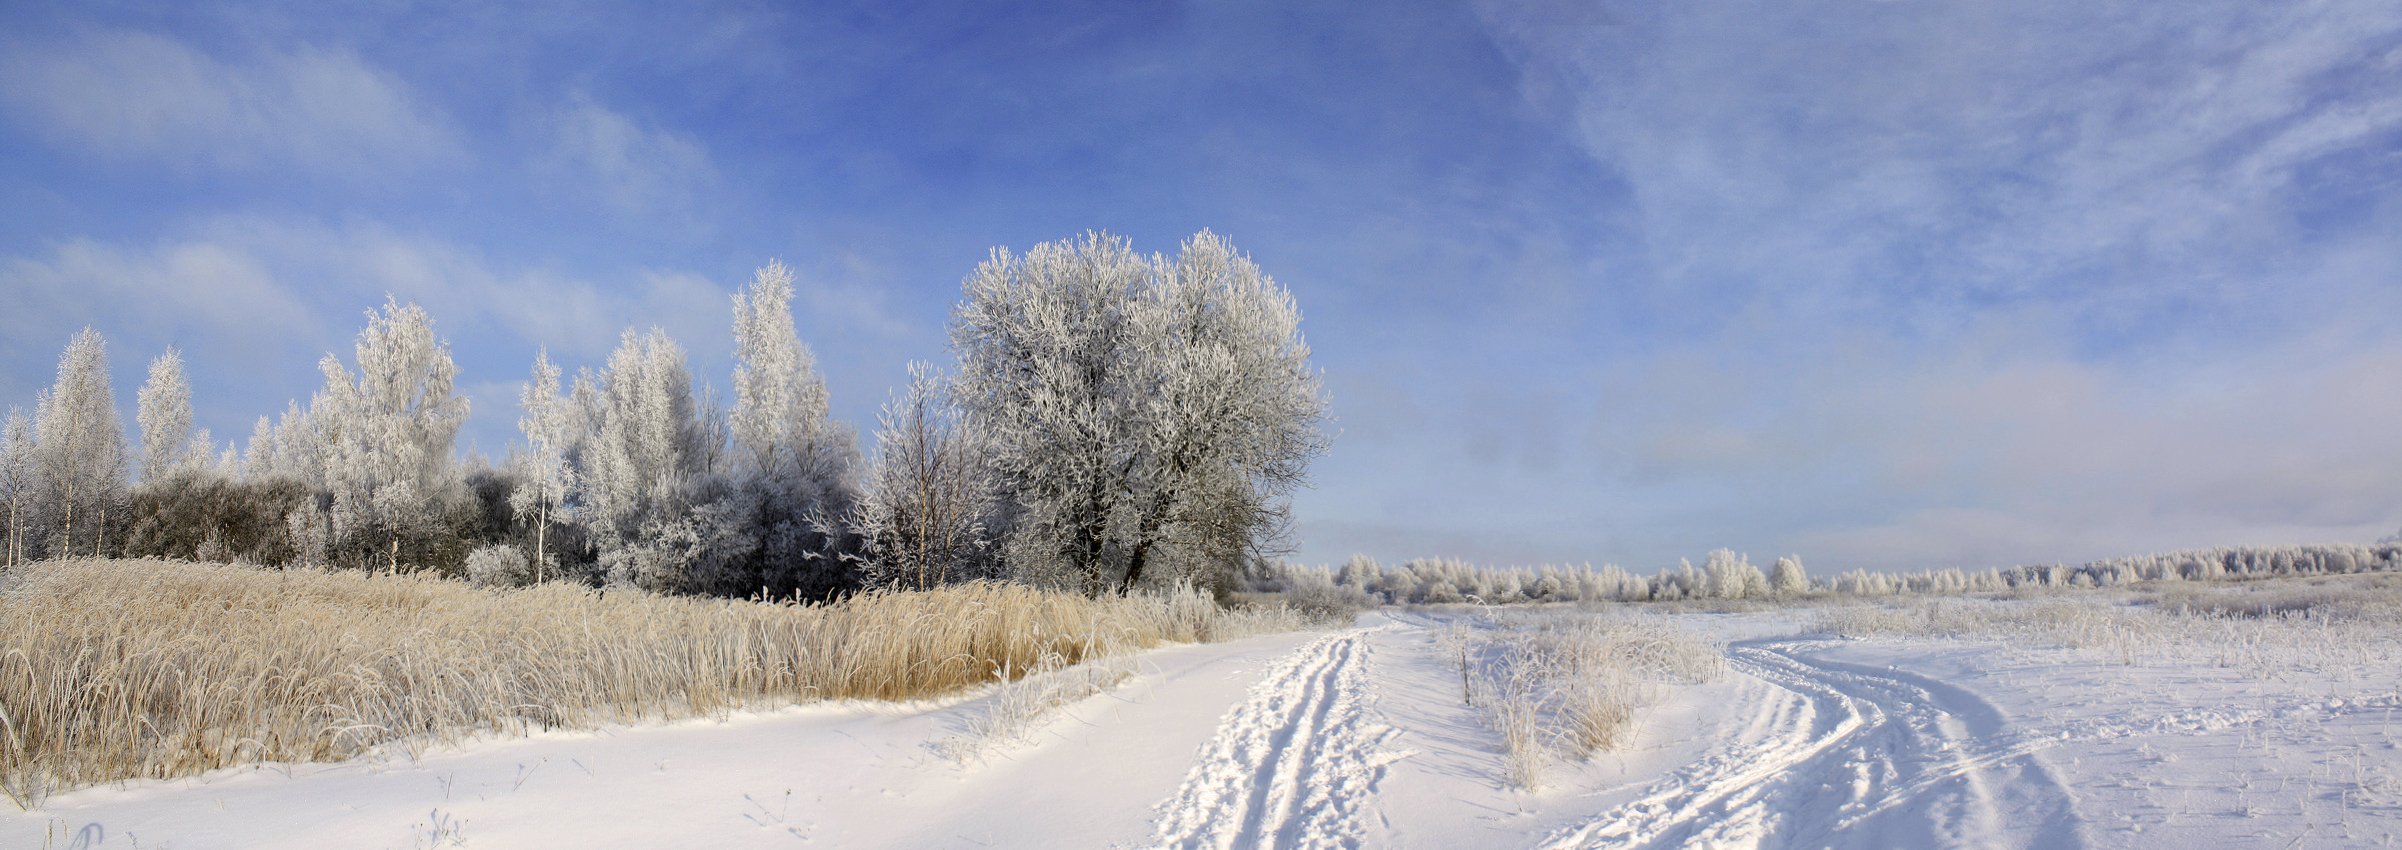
[1538,639,2088,850]
[1147,625,1403,850]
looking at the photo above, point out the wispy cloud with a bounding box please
[535,94,721,225]
[0,215,741,451]
[1383,0,2402,570]
[1474,0,2402,327]
[0,28,462,177]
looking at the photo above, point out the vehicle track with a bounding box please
[1147,626,1399,850]
[1536,639,2087,850]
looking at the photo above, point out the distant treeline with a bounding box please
[1254,542,2402,609]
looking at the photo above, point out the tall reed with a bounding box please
[0,558,1291,808]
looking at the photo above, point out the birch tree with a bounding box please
[580,328,714,590]
[240,415,278,480]
[509,349,576,582]
[315,298,470,573]
[951,230,1326,595]
[858,362,997,590]
[1,409,32,566]
[136,347,197,483]
[31,328,127,558]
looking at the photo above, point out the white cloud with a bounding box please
[0,29,462,176]
[1431,0,2402,571]
[163,216,735,362]
[0,234,333,443]
[1575,296,2402,570]
[537,94,721,222]
[1473,0,2402,320]
[0,216,754,457]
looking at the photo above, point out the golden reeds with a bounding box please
[0,558,1288,807]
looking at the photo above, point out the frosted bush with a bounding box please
[465,544,532,589]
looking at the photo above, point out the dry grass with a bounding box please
[0,558,1303,808]
[1447,610,1724,789]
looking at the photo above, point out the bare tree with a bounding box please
[858,362,997,590]
[951,230,1327,595]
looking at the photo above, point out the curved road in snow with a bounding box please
[1536,638,2087,850]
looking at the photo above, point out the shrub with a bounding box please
[464,544,533,589]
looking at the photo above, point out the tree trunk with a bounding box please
[534,498,548,585]
[1121,542,1150,595]
[388,534,400,576]
[60,479,77,562]
[1120,502,1169,595]
[1118,450,1190,595]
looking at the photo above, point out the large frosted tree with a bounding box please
[136,347,201,483]
[31,328,128,559]
[952,230,1326,595]
[315,298,470,573]
[1124,231,1328,590]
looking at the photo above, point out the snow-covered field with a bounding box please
[13,596,2402,849]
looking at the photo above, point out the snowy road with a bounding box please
[1147,625,1402,850]
[1537,638,2086,850]
[20,609,2402,849]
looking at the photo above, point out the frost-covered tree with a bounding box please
[713,261,860,598]
[579,328,715,590]
[1,409,32,566]
[314,298,470,573]
[1123,231,1328,592]
[1699,549,1769,599]
[1770,555,1809,596]
[858,362,997,590]
[239,415,278,480]
[953,232,1148,593]
[136,347,197,483]
[508,349,577,582]
[952,230,1327,595]
[32,328,127,558]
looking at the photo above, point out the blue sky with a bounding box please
[3,0,2398,572]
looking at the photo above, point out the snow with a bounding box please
[11,603,2402,849]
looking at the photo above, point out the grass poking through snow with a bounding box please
[1444,610,1724,789]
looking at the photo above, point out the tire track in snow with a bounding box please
[1147,626,1401,850]
[1536,639,2088,850]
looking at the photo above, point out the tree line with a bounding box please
[1251,540,2402,612]
[0,230,1326,601]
